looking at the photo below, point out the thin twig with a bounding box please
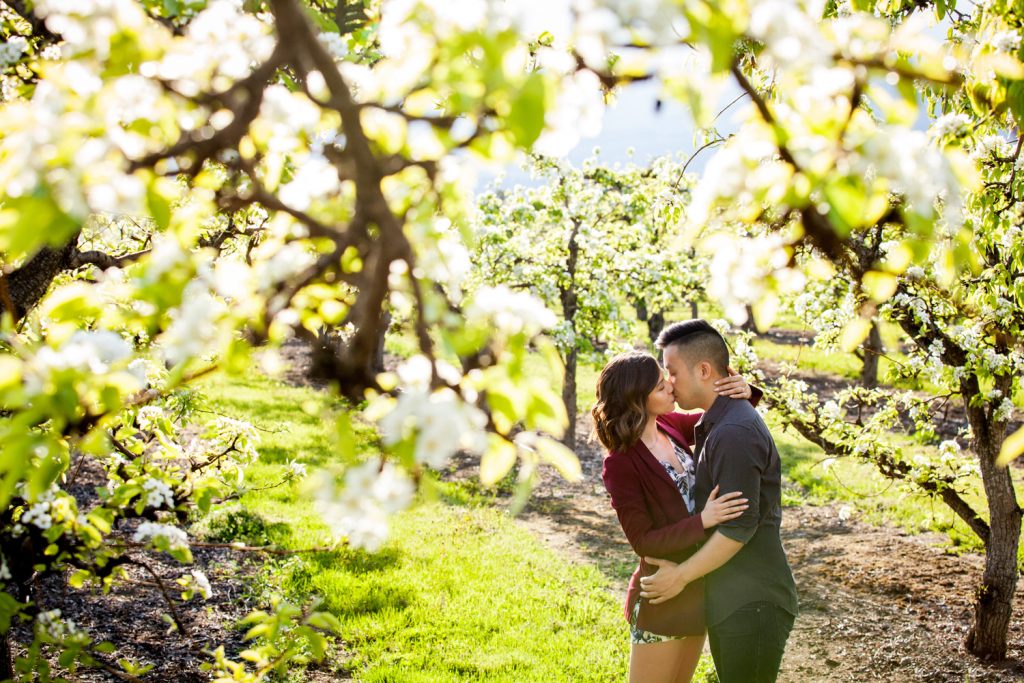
[129,560,188,636]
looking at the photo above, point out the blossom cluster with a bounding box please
[314,457,415,552]
[133,521,189,550]
[0,37,27,68]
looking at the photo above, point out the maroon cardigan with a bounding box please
[602,411,706,637]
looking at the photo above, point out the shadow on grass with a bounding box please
[285,548,413,616]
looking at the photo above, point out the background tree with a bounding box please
[473,155,707,446]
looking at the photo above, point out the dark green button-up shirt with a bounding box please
[694,395,799,626]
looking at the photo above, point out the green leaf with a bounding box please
[508,73,546,148]
[534,435,581,482]
[997,425,1024,467]
[823,177,865,235]
[146,180,172,231]
[68,570,91,589]
[480,434,517,486]
[335,0,369,37]
[0,193,80,261]
[0,591,24,632]
[839,317,872,352]
[1008,81,1024,128]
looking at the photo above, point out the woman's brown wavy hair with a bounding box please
[591,351,662,453]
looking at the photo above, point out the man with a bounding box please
[639,319,798,683]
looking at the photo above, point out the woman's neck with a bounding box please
[641,415,661,447]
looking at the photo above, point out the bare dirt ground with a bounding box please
[445,412,1024,682]
[8,456,260,682]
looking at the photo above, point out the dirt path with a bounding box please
[451,415,1024,683]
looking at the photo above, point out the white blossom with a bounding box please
[972,134,1012,160]
[21,500,54,530]
[928,113,971,139]
[207,417,260,464]
[278,153,341,210]
[141,0,273,90]
[0,37,28,68]
[748,0,831,68]
[190,569,213,599]
[255,242,317,290]
[142,478,175,509]
[820,400,843,421]
[703,232,805,324]
[376,387,488,469]
[313,458,415,552]
[161,282,228,365]
[370,462,415,513]
[533,69,605,157]
[466,285,557,335]
[36,608,80,640]
[133,521,189,550]
[259,85,321,150]
[939,439,961,464]
[990,30,1021,54]
[145,237,188,282]
[995,398,1015,423]
[34,0,147,60]
[318,32,348,60]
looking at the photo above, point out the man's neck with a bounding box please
[694,383,722,412]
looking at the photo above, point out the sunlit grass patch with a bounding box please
[192,371,723,681]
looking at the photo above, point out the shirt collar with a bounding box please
[695,394,731,433]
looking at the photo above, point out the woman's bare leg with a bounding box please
[629,635,705,683]
[673,632,707,683]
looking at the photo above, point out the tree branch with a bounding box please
[765,391,991,544]
[70,248,151,271]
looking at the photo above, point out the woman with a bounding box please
[594,351,756,683]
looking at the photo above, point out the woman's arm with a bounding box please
[663,375,763,445]
[601,455,706,558]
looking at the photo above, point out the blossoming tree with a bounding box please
[473,155,708,447]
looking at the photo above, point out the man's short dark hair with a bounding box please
[655,319,730,376]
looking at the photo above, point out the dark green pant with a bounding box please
[708,601,795,683]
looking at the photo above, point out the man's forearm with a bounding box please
[676,530,744,583]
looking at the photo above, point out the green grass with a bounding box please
[193,371,722,682]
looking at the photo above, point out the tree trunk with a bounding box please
[859,319,882,388]
[689,300,698,319]
[967,432,1021,659]
[561,346,577,449]
[740,304,759,333]
[559,218,581,451]
[0,632,12,681]
[373,309,391,373]
[647,310,665,348]
[634,298,648,323]
[963,372,1021,660]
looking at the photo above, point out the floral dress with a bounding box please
[629,436,697,645]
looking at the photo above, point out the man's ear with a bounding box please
[698,361,713,380]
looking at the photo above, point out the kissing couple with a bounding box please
[594,319,798,683]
